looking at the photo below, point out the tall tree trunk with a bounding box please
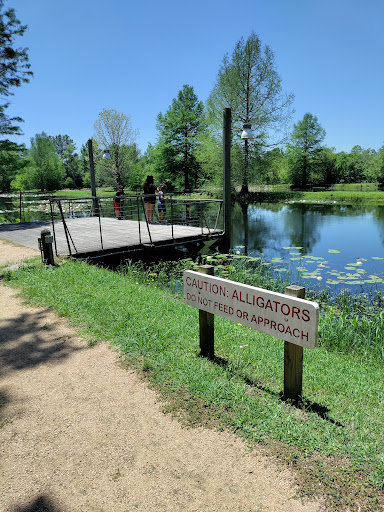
[184,134,189,190]
[241,139,249,195]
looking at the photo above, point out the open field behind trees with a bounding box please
[5,184,384,203]
[2,257,384,511]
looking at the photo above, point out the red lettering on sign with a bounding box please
[292,306,300,319]
[281,303,290,316]
[256,296,264,308]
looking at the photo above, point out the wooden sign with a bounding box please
[184,270,319,349]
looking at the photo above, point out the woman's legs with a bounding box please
[158,209,166,222]
[145,202,155,222]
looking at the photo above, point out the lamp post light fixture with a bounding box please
[87,139,111,216]
[240,122,254,140]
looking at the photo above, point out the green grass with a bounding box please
[52,187,127,198]
[2,259,384,510]
[124,255,384,364]
[299,190,384,204]
[244,189,384,205]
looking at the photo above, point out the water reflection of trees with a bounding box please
[372,206,384,244]
[232,201,324,254]
[231,201,384,256]
[231,201,286,254]
[282,204,322,254]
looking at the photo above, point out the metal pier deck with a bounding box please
[0,217,222,259]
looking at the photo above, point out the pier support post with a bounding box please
[222,108,232,254]
[39,229,55,265]
[87,139,99,216]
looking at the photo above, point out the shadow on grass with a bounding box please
[12,495,64,512]
[210,354,344,428]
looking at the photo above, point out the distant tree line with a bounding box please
[0,3,383,194]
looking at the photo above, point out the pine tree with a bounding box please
[0,0,33,137]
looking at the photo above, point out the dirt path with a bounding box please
[0,240,322,512]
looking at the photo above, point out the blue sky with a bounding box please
[6,0,384,154]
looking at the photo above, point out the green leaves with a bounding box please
[155,85,205,189]
[271,247,384,287]
[0,2,33,136]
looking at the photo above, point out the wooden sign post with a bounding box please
[198,265,215,358]
[283,285,305,401]
[184,269,319,402]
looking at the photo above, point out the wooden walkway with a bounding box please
[0,217,223,259]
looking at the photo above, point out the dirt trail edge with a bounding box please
[0,240,322,512]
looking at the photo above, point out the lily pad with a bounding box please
[328,249,341,254]
[300,273,314,279]
[368,275,384,282]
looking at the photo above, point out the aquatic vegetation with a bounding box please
[274,247,384,287]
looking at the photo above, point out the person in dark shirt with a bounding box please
[143,175,157,223]
[114,185,124,219]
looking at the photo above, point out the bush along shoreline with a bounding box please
[2,255,384,511]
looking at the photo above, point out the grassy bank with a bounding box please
[125,256,384,364]
[1,257,383,511]
[24,186,384,205]
[243,189,384,205]
[298,190,384,204]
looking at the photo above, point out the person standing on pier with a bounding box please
[157,184,167,224]
[143,175,157,223]
[114,185,124,219]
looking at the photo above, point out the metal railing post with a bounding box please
[170,195,174,239]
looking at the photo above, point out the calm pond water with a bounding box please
[231,202,384,291]
[0,194,52,223]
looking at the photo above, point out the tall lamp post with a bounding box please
[87,139,111,216]
[222,109,254,253]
